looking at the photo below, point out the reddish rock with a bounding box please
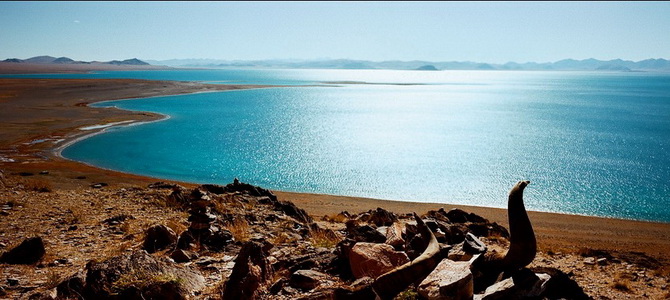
[385,221,405,250]
[349,242,410,279]
[418,259,473,300]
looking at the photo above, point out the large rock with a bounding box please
[418,259,473,300]
[0,237,45,264]
[349,242,409,279]
[61,250,204,299]
[222,241,273,300]
[143,225,177,253]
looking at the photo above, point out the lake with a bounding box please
[20,69,668,222]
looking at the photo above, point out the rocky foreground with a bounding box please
[1,172,669,299]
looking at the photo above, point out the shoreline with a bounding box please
[1,76,670,261]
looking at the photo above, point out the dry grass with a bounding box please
[166,218,188,235]
[309,229,341,248]
[223,218,250,242]
[64,206,84,225]
[45,270,62,289]
[395,288,419,300]
[103,240,135,259]
[269,232,296,245]
[114,269,183,292]
[17,177,52,193]
[611,273,633,292]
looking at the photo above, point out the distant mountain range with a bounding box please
[4,56,669,72]
[145,57,670,72]
[2,56,150,66]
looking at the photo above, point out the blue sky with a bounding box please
[1,1,669,63]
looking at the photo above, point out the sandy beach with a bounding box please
[1,73,669,299]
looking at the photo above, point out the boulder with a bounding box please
[143,225,177,253]
[222,241,273,300]
[349,242,409,279]
[76,250,204,299]
[289,269,331,291]
[0,237,45,264]
[418,259,473,300]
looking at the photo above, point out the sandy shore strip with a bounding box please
[1,76,669,264]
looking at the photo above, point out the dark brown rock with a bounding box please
[148,181,179,189]
[446,208,470,223]
[289,269,331,291]
[333,277,376,300]
[274,200,313,224]
[0,237,45,264]
[367,207,398,227]
[222,241,273,300]
[56,271,85,299]
[170,249,199,263]
[346,221,386,243]
[423,208,452,223]
[143,225,177,253]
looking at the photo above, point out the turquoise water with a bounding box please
[47,69,670,222]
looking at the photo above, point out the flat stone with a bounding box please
[418,259,473,300]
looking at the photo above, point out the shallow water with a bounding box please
[46,69,670,222]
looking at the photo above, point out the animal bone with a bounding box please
[502,180,536,271]
[372,213,444,300]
